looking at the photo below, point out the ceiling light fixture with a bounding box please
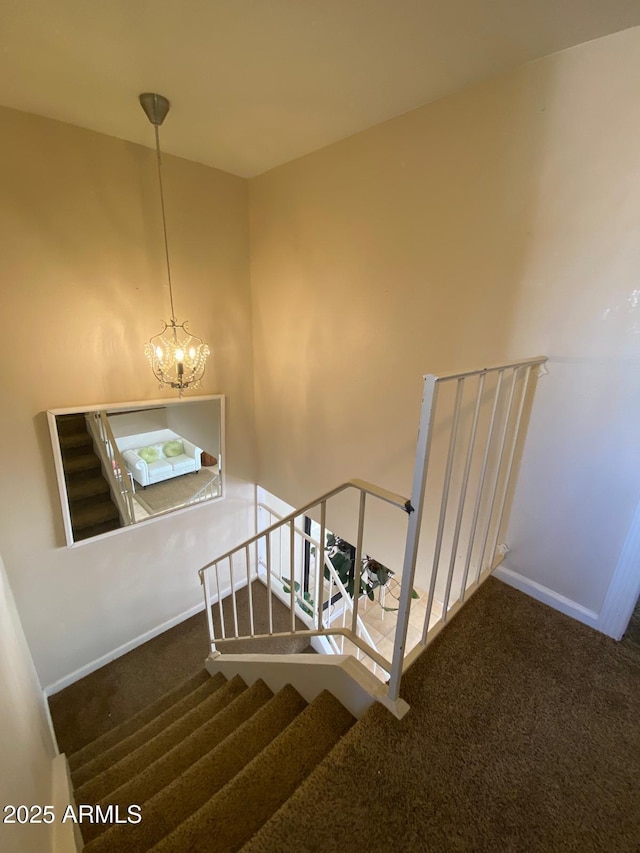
[140,92,210,395]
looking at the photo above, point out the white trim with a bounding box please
[598,494,640,640]
[44,600,205,695]
[44,574,247,696]
[256,571,318,630]
[43,687,60,755]
[47,410,75,548]
[47,393,223,417]
[51,754,83,853]
[47,394,226,548]
[64,488,225,549]
[425,355,548,383]
[494,564,600,630]
[205,652,409,719]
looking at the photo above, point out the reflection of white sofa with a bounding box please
[115,429,202,488]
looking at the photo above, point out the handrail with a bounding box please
[322,551,386,668]
[199,355,548,713]
[98,412,136,525]
[86,412,136,525]
[428,355,547,383]
[257,502,385,670]
[187,471,220,506]
[198,478,411,578]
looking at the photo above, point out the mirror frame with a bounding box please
[47,394,225,548]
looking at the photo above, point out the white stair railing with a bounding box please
[86,412,136,526]
[257,501,388,677]
[187,472,221,506]
[386,355,548,700]
[199,355,547,710]
[199,479,411,678]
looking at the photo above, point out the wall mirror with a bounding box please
[47,395,224,546]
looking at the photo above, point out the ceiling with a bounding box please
[1,1,639,177]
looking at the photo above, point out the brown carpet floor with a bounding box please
[246,579,640,853]
[623,595,640,650]
[50,578,640,852]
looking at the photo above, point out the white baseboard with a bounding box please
[598,495,640,640]
[494,564,600,631]
[206,651,409,719]
[255,570,318,631]
[44,575,248,696]
[44,600,206,696]
[51,754,83,853]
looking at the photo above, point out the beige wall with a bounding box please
[108,407,170,438]
[0,107,256,689]
[0,553,55,853]
[2,25,640,691]
[249,27,640,616]
[165,399,221,458]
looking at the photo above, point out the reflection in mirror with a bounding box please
[47,396,224,546]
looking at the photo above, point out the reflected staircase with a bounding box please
[56,413,121,541]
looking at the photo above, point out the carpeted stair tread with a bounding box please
[55,413,122,539]
[148,690,355,853]
[82,680,273,850]
[70,496,120,528]
[76,675,246,802]
[63,451,102,474]
[84,682,308,852]
[67,473,111,501]
[59,431,94,450]
[56,579,640,853]
[72,673,227,785]
[240,713,364,853]
[56,413,88,432]
[74,519,122,540]
[68,670,212,771]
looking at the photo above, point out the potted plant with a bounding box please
[284,531,418,619]
[324,533,418,611]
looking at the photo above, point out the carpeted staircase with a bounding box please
[69,669,354,852]
[52,580,640,852]
[57,413,121,540]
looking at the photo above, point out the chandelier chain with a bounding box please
[153,123,177,324]
[141,91,209,393]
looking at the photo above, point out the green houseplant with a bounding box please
[283,531,418,618]
[323,533,419,610]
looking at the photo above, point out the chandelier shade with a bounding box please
[140,92,210,394]
[145,319,211,391]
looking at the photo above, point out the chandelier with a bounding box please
[140,92,210,394]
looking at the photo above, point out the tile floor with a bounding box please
[328,580,444,680]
